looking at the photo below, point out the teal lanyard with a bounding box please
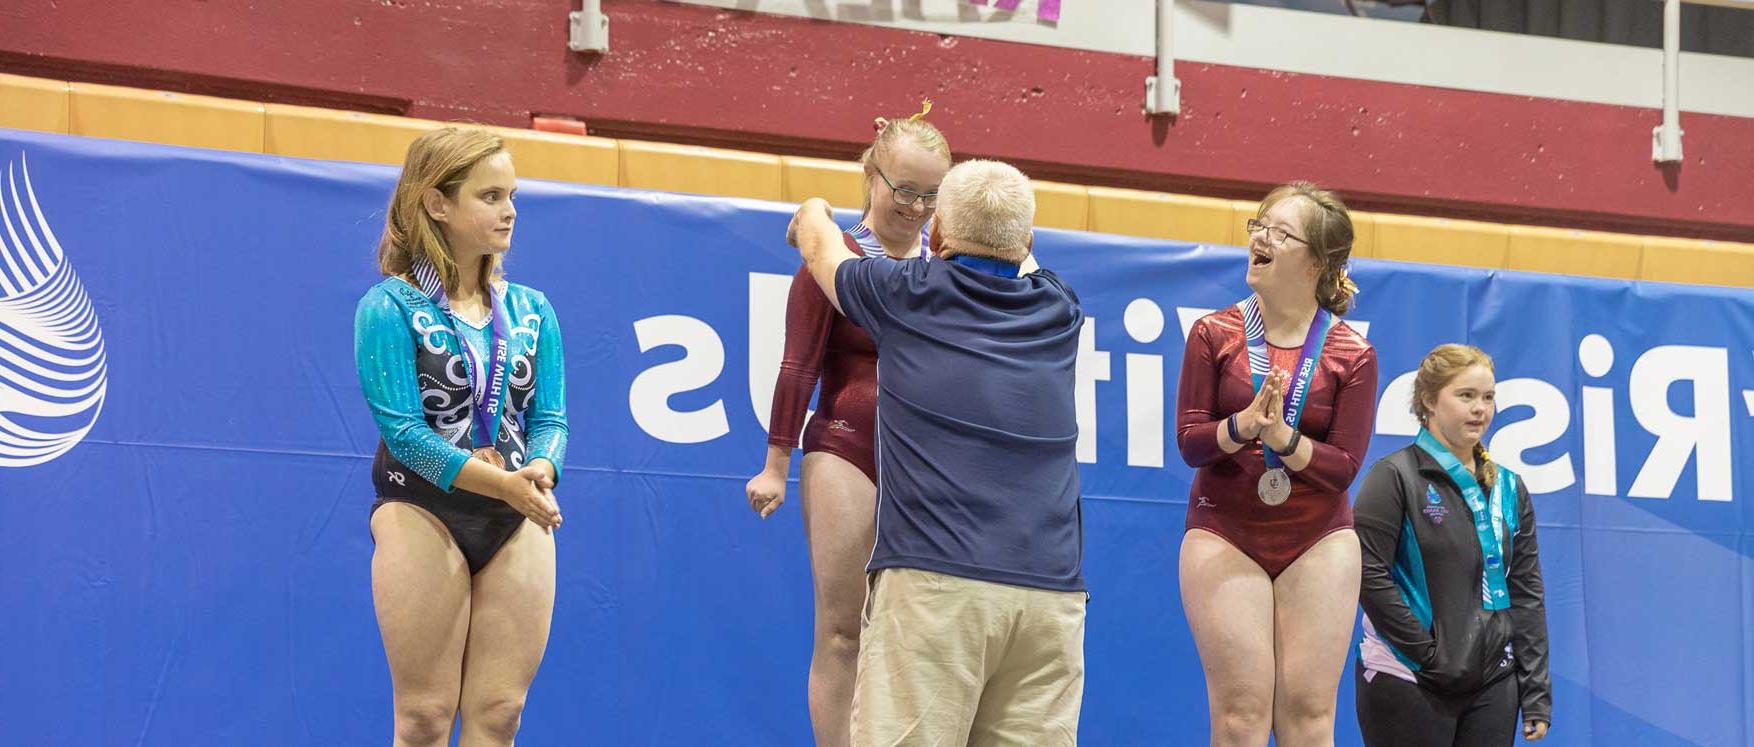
[1415,429,1514,610]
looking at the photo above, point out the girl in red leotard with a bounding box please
[1175,181,1379,746]
[744,103,949,747]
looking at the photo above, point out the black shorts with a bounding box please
[371,445,525,575]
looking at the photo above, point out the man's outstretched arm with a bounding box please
[787,197,854,314]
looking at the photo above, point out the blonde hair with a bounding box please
[377,126,508,293]
[1259,181,1359,316]
[1412,343,1498,491]
[934,159,1035,263]
[860,100,952,215]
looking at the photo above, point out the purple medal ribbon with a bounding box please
[1239,296,1333,471]
[414,259,511,450]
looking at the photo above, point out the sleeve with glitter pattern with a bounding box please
[766,263,836,450]
[354,286,473,491]
[1175,316,1229,468]
[1295,343,1379,493]
[522,291,569,478]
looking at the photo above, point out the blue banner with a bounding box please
[0,128,1749,745]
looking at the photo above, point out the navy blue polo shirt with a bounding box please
[835,255,1086,592]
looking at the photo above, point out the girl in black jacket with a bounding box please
[1354,344,1551,745]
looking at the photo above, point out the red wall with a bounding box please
[6,0,1751,240]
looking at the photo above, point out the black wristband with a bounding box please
[1274,429,1302,457]
[1226,414,1245,444]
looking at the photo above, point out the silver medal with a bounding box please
[1258,468,1291,506]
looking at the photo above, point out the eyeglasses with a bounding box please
[875,165,939,208]
[1246,218,1307,248]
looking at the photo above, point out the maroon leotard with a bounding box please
[1175,305,1380,578]
[767,232,880,481]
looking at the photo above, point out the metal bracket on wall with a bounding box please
[570,0,610,53]
[1145,0,1180,116]
[1655,0,1754,161]
[1653,0,1684,162]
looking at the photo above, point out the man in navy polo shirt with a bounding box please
[786,159,1086,746]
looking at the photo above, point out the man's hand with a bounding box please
[787,197,836,250]
[789,197,853,314]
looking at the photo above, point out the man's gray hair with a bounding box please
[935,159,1035,261]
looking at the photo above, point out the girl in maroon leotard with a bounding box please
[744,104,949,747]
[1175,182,1379,746]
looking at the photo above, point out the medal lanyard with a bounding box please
[1415,428,1515,611]
[1239,295,1332,472]
[413,259,511,450]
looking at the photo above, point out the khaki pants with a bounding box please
[851,568,1087,746]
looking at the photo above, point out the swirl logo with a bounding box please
[0,154,107,467]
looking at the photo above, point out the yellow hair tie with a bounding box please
[909,99,933,121]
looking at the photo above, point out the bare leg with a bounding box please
[372,503,472,747]
[456,521,557,746]
[1270,530,1362,747]
[799,452,878,747]
[1180,529,1277,747]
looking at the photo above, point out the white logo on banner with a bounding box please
[0,154,108,468]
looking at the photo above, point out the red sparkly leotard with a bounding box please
[1175,305,1379,578]
[765,231,892,481]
